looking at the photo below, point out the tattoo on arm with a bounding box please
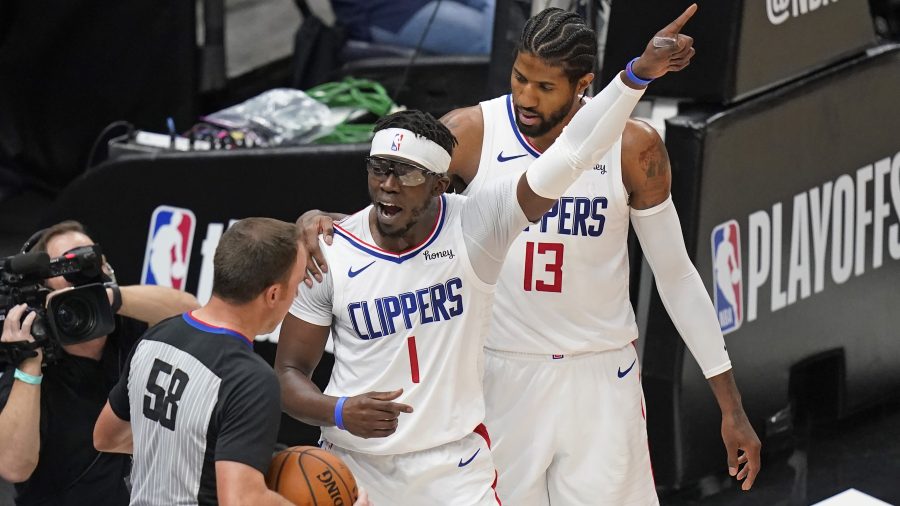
[639,141,668,188]
[629,138,672,209]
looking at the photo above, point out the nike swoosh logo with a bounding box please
[617,359,637,378]
[347,261,375,278]
[497,151,528,163]
[458,448,480,467]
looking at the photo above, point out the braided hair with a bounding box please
[374,110,458,156]
[517,7,597,83]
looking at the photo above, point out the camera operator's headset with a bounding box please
[17,228,129,496]
[20,228,118,286]
[19,228,46,255]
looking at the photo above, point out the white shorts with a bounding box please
[322,425,500,506]
[483,344,658,506]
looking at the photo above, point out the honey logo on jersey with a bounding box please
[711,220,743,334]
[421,248,455,262]
[141,205,196,291]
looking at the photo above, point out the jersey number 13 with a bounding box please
[523,241,564,292]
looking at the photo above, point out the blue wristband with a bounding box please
[626,57,654,86]
[334,396,348,430]
[14,368,43,385]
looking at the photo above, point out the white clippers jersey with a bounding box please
[294,195,496,455]
[468,94,639,354]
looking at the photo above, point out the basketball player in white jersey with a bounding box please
[277,19,695,504]
[297,5,761,505]
[447,6,761,504]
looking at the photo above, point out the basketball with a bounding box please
[266,446,358,505]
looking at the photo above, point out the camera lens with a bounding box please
[46,284,114,345]
[54,297,95,338]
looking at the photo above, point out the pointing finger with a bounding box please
[369,389,404,401]
[375,401,414,415]
[665,3,698,34]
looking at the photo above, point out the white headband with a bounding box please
[369,128,451,174]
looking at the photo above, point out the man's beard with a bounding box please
[515,100,573,138]
[375,216,418,238]
[370,192,435,239]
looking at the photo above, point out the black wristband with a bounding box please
[107,283,122,314]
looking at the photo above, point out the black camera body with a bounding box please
[0,245,116,364]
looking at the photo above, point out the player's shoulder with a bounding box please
[623,119,663,151]
[622,119,665,172]
[442,106,486,186]
[440,105,484,135]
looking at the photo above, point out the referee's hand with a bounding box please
[632,3,698,80]
[342,389,413,439]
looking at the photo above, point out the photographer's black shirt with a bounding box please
[0,316,146,506]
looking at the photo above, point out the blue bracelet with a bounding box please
[14,368,43,385]
[626,57,654,86]
[334,396,348,430]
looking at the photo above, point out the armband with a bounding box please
[14,368,43,385]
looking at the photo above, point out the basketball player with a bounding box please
[448,8,759,503]
[297,5,760,505]
[277,15,695,504]
[93,219,371,506]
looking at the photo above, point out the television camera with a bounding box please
[0,245,115,365]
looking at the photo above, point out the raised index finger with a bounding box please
[665,3,698,34]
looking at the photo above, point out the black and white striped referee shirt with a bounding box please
[109,312,281,505]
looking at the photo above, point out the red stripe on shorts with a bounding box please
[472,424,501,504]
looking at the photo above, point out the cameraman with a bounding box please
[0,220,199,505]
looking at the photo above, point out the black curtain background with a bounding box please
[0,0,196,195]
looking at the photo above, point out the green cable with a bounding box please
[307,77,396,144]
[308,77,394,116]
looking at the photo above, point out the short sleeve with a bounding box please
[214,363,282,473]
[108,341,140,421]
[289,240,335,326]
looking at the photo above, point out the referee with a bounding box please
[93,218,368,505]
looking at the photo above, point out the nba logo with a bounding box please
[141,205,196,290]
[391,133,403,151]
[711,220,742,334]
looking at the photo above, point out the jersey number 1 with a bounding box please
[524,241,564,292]
[407,336,420,383]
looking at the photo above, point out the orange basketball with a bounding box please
[266,446,358,505]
